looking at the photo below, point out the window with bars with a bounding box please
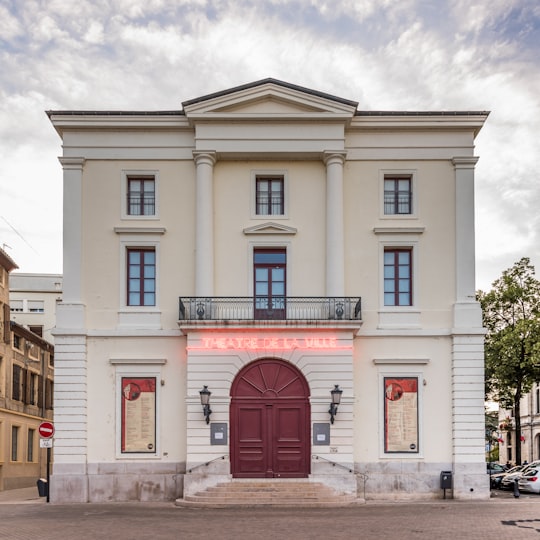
[127,177,155,216]
[127,248,156,306]
[384,248,412,306]
[256,176,284,215]
[384,176,412,215]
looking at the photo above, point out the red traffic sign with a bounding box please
[38,422,55,438]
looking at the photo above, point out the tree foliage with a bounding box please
[478,257,540,464]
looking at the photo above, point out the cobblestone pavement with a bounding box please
[0,488,539,540]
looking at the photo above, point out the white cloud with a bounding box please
[1,0,539,285]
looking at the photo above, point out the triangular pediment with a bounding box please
[214,96,322,114]
[183,78,358,117]
[243,222,298,235]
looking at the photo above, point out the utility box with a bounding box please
[440,471,453,489]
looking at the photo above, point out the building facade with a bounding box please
[0,250,55,490]
[10,273,63,343]
[497,387,540,465]
[47,79,489,503]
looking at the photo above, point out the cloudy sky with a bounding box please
[1,0,539,291]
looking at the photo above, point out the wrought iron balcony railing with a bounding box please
[179,297,361,322]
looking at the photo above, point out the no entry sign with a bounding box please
[38,421,55,438]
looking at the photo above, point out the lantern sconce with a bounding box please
[199,385,212,424]
[328,384,343,424]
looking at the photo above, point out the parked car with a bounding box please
[499,466,525,490]
[487,462,506,475]
[518,467,540,494]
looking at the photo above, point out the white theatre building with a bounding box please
[47,79,489,503]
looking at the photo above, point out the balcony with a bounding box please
[179,297,361,322]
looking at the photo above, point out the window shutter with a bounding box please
[3,304,9,344]
[37,374,43,408]
[24,369,31,404]
[12,365,21,401]
[45,379,53,409]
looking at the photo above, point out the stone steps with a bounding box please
[176,480,362,508]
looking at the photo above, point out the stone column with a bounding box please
[51,157,88,503]
[450,156,488,500]
[324,152,346,297]
[194,152,216,297]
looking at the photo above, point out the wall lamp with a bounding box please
[328,384,343,424]
[199,385,212,424]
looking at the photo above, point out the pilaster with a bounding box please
[324,151,346,297]
[59,157,85,305]
[193,151,216,297]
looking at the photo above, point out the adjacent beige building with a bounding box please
[0,249,55,491]
[47,79,489,503]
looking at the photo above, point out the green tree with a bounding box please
[478,257,540,465]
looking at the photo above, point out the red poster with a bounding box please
[121,377,156,453]
[384,377,418,453]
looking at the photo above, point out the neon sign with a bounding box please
[188,336,352,351]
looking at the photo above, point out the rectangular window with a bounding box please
[13,334,22,350]
[256,176,284,215]
[27,428,35,462]
[384,249,412,306]
[127,177,155,216]
[384,377,419,453]
[384,176,412,215]
[11,426,19,461]
[28,300,44,313]
[121,377,156,453]
[28,325,43,337]
[127,248,156,306]
[10,300,23,312]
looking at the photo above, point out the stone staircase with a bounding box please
[175,480,362,508]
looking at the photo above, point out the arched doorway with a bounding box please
[230,358,311,478]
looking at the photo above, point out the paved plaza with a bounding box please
[0,487,539,540]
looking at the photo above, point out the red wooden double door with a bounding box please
[230,359,311,478]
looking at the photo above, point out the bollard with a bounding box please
[513,478,520,498]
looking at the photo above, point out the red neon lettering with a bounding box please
[193,336,341,350]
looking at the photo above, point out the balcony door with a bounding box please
[254,248,286,320]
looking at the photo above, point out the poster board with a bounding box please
[121,377,156,453]
[384,377,418,453]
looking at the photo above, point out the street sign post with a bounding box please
[38,422,54,502]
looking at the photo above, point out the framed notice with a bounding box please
[121,377,156,453]
[384,377,419,453]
